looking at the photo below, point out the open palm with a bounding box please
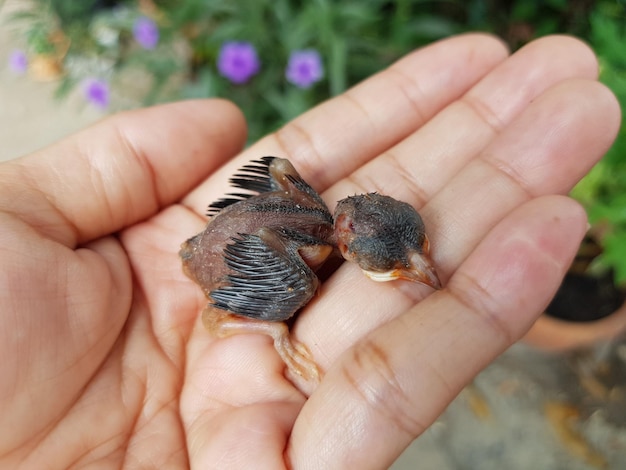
[0,35,619,469]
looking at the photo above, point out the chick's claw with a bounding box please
[273,331,321,385]
[202,306,321,387]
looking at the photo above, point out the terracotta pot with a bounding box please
[524,302,626,352]
[29,54,64,81]
[29,30,70,82]
[524,259,626,351]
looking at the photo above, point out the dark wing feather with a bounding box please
[284,173,327,208]
[209,232,317,321]
[207,157,277,215]
[206,192,255,213]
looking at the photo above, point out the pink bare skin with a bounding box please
[0,34,620,469]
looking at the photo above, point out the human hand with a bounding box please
[0,34,619,469]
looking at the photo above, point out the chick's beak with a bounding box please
[397,250,442,289]
[362,237,442,290]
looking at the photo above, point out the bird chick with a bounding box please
[180,157,440,389]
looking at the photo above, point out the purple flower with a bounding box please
[8,50,28,74]
[83,78,110,109]
[286,50,324,89]
[133,17,159,49]
[217,41,260,84]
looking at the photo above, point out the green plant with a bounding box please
[8,0,466,141]
[571,2,626,284]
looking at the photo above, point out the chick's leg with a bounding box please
[202,306,321,385]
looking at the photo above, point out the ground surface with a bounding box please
[2,6,625,469]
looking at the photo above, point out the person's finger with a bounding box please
[294,78,619,366]
[183,34,509,214]
[324,35,598,206]
[427,79,619,275]
[0,99,246,246]
[288,195,587,469]
[185,395,302,468]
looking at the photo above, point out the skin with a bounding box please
[0,34,620,469]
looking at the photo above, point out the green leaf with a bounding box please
[182,68,217,99]
[601,231,626,284]
[410,16,460,40]
[328,36,346,95]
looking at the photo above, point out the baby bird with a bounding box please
[179,156,440,386]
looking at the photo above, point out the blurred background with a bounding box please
[1,0,626,468]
